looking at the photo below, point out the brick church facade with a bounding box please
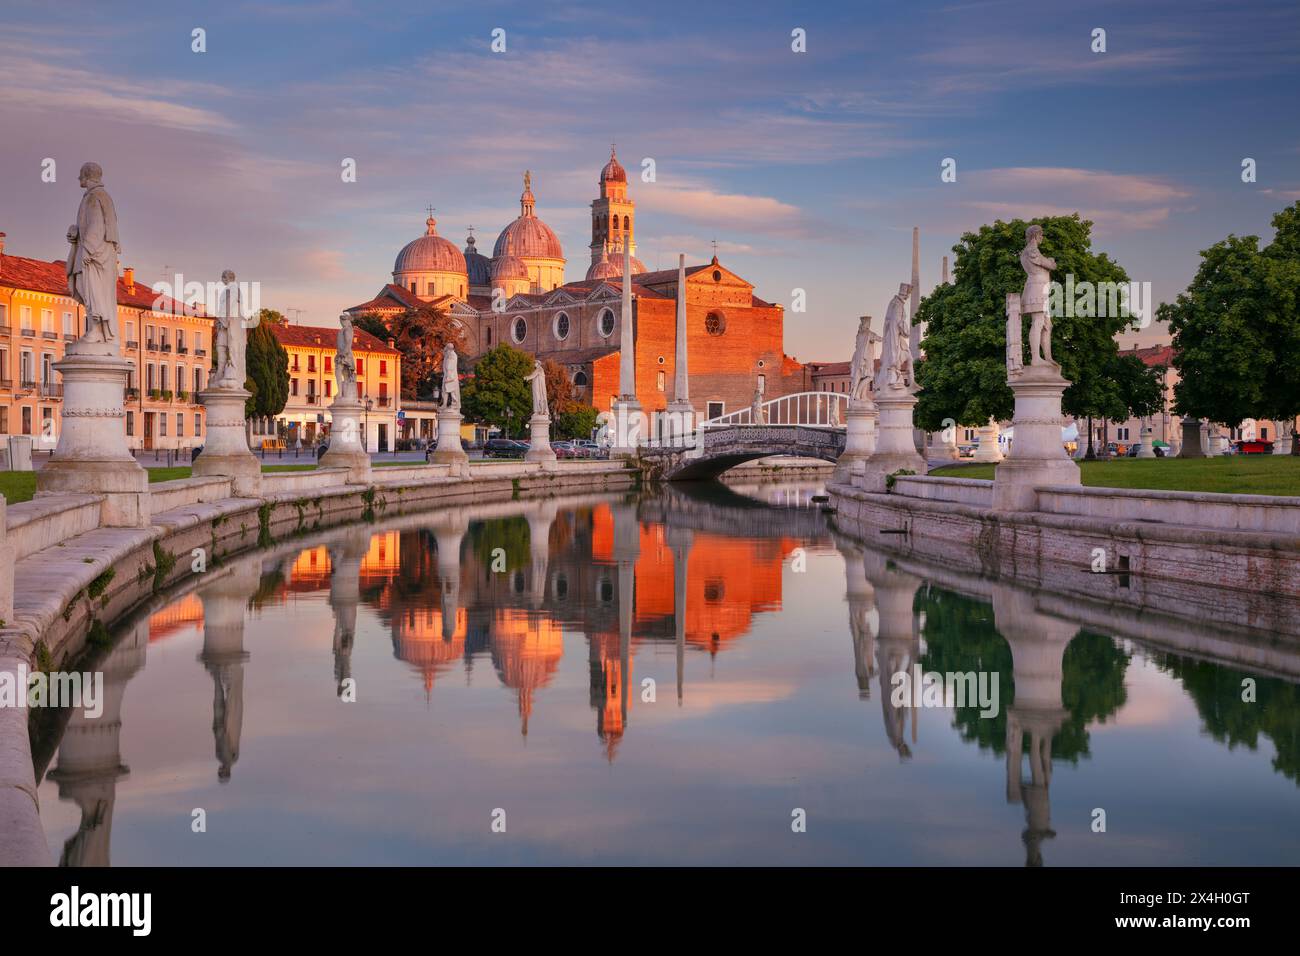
[345,148,805,428]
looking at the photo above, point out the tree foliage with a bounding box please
[352,308,463,401]
[462,344,533,437]
[245,309,289,419]
[1161,201,1300,433]
[915,215,1157,429]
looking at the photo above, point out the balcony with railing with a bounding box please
[19,378,37,391]
[160,342,173,353]
[195,347,207,357]
[177,346,189,355]
[146,340,158,351]
[375,395,392,408]
[20,326,35,337]
[305,393,318,405]
[125,339,139,350]
[176,390,190,404]
[40,382,63,399]
[63,333,77,342]
[42,330,58,340]
[125,386,140,400]
[0,377,12,389]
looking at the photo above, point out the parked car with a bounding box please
[484,438,526,458]
[957,443,977,458]
[552,441,578,459]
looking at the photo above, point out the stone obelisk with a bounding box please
[664,254,695,442]
[908,227,928,456]
[611,243,642,456]
[37,163,149,527]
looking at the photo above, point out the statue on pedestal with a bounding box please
[874,283,914,393]
[1019,225,1057,367]
[335,313,357,401]
[523,358,548,417]
[214,270,247,388]
[65,162,120,348]
[849,316,877,404]
[441,342,460,409]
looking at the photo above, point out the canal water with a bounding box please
[32,481,1300,865]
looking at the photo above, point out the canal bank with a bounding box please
[0,459,640,865]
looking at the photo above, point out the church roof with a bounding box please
[493,172,564,260]
[394,216,467,276]
[585,249,646,280]
[491,253,529,280]
[600,147,626,184]
[463,235,491,286]
[346,283,426,314]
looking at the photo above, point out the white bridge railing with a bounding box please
[702,391,848,428]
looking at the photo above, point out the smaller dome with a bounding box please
[600,147,626,184]
[464,234,491,287]
[394,215,467,276]
[586,245,645,280]
[491,254,529,281]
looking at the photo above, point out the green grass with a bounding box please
[0,463,321,504]
[931,456,1300,496]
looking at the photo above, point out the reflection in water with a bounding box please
[31,482,1300,866]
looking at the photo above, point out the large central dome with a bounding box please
[394,216,466,274]
[493,171,563,260]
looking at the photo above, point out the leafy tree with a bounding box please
[915,215,1141,431]
[462,344,532,437]
[245,309,289,419]
[1160,201,1300,449]
[543,358,576,419]
[555,405,600,440]
[350,307,463,401]
[351,311,389,341]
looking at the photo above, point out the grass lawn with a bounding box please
[930,456,1300,496]
[0,463,319,504]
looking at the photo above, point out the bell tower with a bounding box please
[590,146,636,266]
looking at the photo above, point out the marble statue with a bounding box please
[751,386,766,424]
[335,313,357,401]
[1005,292,1023,375]
[849,316,872,403]
[441,341,460,408]
[1020,225,1057,366]
[875,283,914,392]
[214,270,247,388]
[65,162,120,346]
[523,358,548,417]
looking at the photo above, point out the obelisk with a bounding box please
[611,243,642,455]
[664,253,695,442]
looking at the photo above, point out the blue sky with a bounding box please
[1,0,1297,360]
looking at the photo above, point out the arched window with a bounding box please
[573,370,589,387]
[598,309,615,338]
[623,215,630,230]
[705,310,726,335]
[512,317,527,344]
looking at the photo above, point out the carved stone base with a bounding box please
[833,400,878,482]
[611,398,643,458]
[525,413,557,464]
[662,400,696,445]
[193,388,261,496]
[430,408,469,466]
[1135,423,1156,458]
[1177,417,1207,458]
[974,418,1004,462]
[854,390,927,492]
[36,352,148,527]
[992,365,1079,512]
[320,398,371,483]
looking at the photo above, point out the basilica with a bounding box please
[345,148,805,425]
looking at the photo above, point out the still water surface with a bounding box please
[34,482,1300,865]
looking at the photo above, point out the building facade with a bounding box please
[267,323,401,452]
[0,235,211,452]
[345,149,805,432]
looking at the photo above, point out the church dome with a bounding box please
[585,247,646,280]
[600,147,626,184]
[493,171,564,260]
[491,254,529,280]
[394,216,467,275]
[464,234,491,286]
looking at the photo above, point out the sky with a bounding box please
[1,0,1298,362]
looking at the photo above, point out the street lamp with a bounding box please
[364,397,373,455]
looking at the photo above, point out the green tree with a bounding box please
[351,311,389,341]
[554,405,600,440]
[462,344,532,437]
[245,309,289,419]
[351,308,463,401]
[915,215,1140,431]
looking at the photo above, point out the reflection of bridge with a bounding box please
[642,391,848,481]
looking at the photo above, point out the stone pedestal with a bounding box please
[319,397,371,483]
[193,388,261,496]
[525,413,557,465]
[1136,422,1156,458]
[974,418,1003,462]
[833,400,878,482]
[1178,416,1207,458]
[663,399,696,446]
[1209,427,1229,456]
[611,398,643,458]
[36,352,148,527]
[1273,423,1294,455]
[992,364,1080,512]
[925,428,960,462]
[430,407,469,467]
[855,390,927,492]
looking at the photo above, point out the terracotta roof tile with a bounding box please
[271,322,398,354]
[0,252,200,317]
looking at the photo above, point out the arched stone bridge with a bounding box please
[642,422,847,481]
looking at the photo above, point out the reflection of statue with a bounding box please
[1020,225,1057,366]
[523,358,548,417]
[65,162,120,346]
[875,283,914,392]
[1005,292,1023,375]
[335,313,357,401]
[441,342,460,409]
[214,270,247,388]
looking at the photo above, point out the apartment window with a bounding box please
[325,356,332,372]
[0,304,6,328]
[20,351,32,385]
[357,358,365,376]
[176,364,184,393]
[707,401,724,419]
[22,406,32,435]
[62,312,73,335]
[1117,427,1129,441]
[380,359,387,375]
[0,347,7,380]
[41,309,53,333]
[159,414,167,437]
[325,380,331,397]
[194,413,202,437]
[177,329,185,351]
[146,363,156,390]
[291,377,299,396]
[308,355,316,372]
[160,365,169,392]
[758,373,766,393]
[427,282,435,296]
[176,413,184,437]
[0,407,7,433]
[20,306,33,333]
[42,407,53,438]
[292,353,300,370]
[160,328,169,348]
[41,354,52,384]
[1262,426,1270,440]
[126,320,135,341]
[147,324,156,345]
[193,368,203,393]
[657,370,666,391]
[126,411,134,437]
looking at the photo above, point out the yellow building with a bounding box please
[266,322,402,452]
[0,234,212,451]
